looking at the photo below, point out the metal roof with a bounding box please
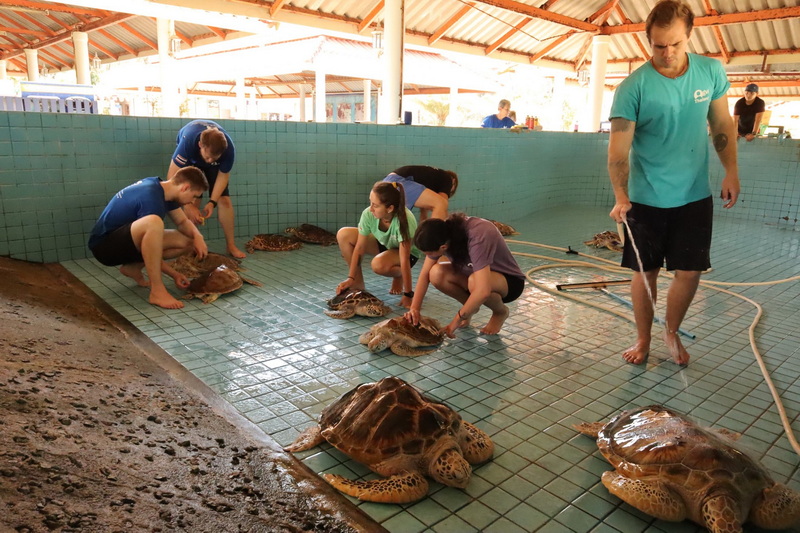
[1,0,799,96]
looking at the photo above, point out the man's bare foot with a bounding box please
[622,340,650,365]
[480,305,509,335]
[227,245,247,259]
[119,265,149,287]
[148,287,184,309]
[389,278,402,295]
[662,330,690,366]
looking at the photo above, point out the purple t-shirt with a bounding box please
[446,217,525,280]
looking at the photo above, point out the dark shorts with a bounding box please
[199,166,230,197]
[90,223,142,266]
[377,242,419,267]
[621,196,713,272]
[502,274,525,303]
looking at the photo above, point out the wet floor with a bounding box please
[64,205,800,532]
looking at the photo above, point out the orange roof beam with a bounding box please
[6,0,111,18]
[602,6,800,34]
[119,21,157,51]
[429,3,473,45]
[539,0,564,10]
[358,0,385,33]
[0,25,49,38]
[529,30,576,63]
[475,0,599,32]
[587,0,619,24]
[485,17,530,55]
[98,28,137,56]
[270,0,286,18]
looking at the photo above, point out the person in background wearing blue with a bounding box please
[607,0,739,367]
[167,120,246,258]
[382,165,459,221]
[336,182,421,308]
[88,167,209,310]
[481,99,515,128]
[733,83,765,142]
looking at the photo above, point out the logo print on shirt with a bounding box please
[694,89,710,103]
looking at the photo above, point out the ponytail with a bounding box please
[414,213,469,269]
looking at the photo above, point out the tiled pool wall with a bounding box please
[0,110,797,263]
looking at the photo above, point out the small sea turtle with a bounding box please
[325,289,392,319]
[583,230,623,252]
[487,219,519,236]
[284,224,337,246]
[172,252,243,279]
[575,405,800,533]
[183,265,262,304]
[285,376,494,503]
[359,316,444,356]
[245,233,302,253]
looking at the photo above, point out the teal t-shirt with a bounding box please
[357,207,421,258]
[609,54,730,208]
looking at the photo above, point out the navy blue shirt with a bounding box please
[172,120,235,173]
[88,177,179,249]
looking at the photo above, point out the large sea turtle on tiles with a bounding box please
[325,289,391,319]
[359,316,444,356]
[575,405,800,533]
[285,377,494,503]
[182,264,261,304]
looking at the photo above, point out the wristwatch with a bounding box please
[403,291,414,298]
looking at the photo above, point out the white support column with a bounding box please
[583,35,610,132]
[235,76,246,119]
[0,60,7,79]
[298,84,306,122]
[157,18,179,117]
[72,31,90,85]
[315,70,326,123]
[378,0,403,124]
[445,86,459,127]
[363,79,371,122]
[24,49,39,81]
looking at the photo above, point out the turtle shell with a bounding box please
[326,289,383,309]
[284,224,337,246]
[487,219,519,236]
[186,265,243,296]
[246,233,302,253]
[318,377,460,465]
[173,252,242,279]
[597,406,771,496]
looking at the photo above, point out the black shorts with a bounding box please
[621,196,713,272]
[377,242,419,267]
[90,224,142,266]
[502,274,525,303]
[199,166,230,197]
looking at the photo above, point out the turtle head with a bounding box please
[429,447,471,488]
[749,483,800,530]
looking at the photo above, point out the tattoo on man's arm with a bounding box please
[611,120,632,133]
[713,133,728,152]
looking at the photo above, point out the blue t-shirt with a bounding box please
[172,120,235,173]
[382,174,426,208]
[88,177,179,249]
[481,115,515,128]
[609,54,729,208]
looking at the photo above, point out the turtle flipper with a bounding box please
[574,422,605,438]
[240,276,262,287]
[323,471,429,503]
[390,344,437,357]
[749,483,800,529]
[701,494,743,533]
[358,331,375,345]
[459,421,494,464]
[601,471,687,522]
[325,309,355,319]
[284,425,325,452]
[200,293,219,304]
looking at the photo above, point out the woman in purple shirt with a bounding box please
[404,213,525,337]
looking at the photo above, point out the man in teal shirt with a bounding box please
[607,0,739,366]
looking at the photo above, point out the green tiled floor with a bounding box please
[64,205,800,533]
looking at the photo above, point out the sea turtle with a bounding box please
[285,376,494,503]
[575,405,800,533]
[359,316,444,356]
[284,224,337,246]
[325,289,392,319]
[583,230,623,252]
[245,233,302,253]
[487,219,519,236]
[183,264,262,304]
[172,252,244,279]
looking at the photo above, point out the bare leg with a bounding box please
[119,263,148,287]
[662,270,700,366]
[467,271,511,335]
[130,216,185,309]
[336,228,379,291]
[217,196,245,258]
[372,251,404,294]
[622,269,659,365]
